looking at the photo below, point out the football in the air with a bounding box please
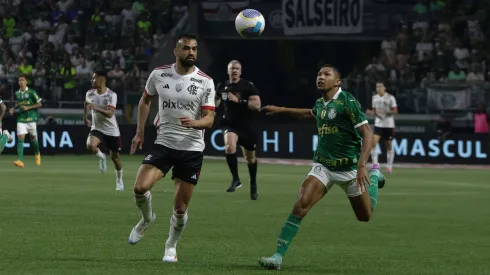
[235,9,265,38]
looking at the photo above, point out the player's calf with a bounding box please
[244,151,258,200]
[349,192,373,222]
[111,152,124,190]
[259,176,325,270]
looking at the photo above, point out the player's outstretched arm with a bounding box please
[260,105,314,119]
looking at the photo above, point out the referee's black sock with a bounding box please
[248,161,257,193]
[226,153,240,181]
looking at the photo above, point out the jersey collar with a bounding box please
[323,87,342,105]
[172,63,198,77]
[20,86,29,93]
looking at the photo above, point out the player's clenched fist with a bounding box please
[130,132,144,154]
[260,105,282,115]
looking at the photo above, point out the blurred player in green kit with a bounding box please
[0,97,13,154]
[258,65,386,270]
[9,75,42,167]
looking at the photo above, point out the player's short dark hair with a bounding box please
[376,80,386,86]
[175,33,198,46]
[320,64,341,78]
[18,74,28,80]
[95,70,108,80]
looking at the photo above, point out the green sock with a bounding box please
[0,134,7,154]
[275,214,302,258]
[368,170,384,209]
[17,139,24,161]
[32,139,40,155]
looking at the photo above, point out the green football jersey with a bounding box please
[311,89,368,172]
[15,88,41,123]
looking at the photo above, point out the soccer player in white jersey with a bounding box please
[84,71,124,190]
[128,33,216,263]
[366,81,398,173]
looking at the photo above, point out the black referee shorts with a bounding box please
[141,144,203,185]
[374,126,395,141]
[223,126,257,151]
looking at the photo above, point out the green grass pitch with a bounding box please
[0,155,489,275]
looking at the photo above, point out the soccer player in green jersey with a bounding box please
[258,65,386,270]
[9,75,42,167]
[0,98,13,154]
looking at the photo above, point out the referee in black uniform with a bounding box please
[215,60,261,200]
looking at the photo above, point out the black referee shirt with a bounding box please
[216,79,260,127]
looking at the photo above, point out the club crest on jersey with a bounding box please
[176,83,183,92]
[327,108,337,119]
[187,85,198,95]
[24,94,29,99]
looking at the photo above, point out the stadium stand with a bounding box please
[0,0,189,108]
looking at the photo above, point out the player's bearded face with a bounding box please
[176,39,198,67]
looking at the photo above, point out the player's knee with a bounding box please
[225,144,236,154]
[86,143,98,153]
[245,154,256,164]
[133,183,149,195]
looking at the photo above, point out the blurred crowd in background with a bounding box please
[0,0,188,107]
[1,0,490,116]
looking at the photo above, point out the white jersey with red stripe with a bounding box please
[85,87,120,137]
[145,63,216,152]
[372,92,397,128]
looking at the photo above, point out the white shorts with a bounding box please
[307,163,363,197]
[17,122,38,136]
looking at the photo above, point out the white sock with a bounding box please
[134,191,153,223]
[115,169,123,181]
[166,210,188,248]
[387,150,394,169]
[371,149,378,164]
[94,149,106,160]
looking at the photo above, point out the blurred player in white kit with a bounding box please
[366,80,398,173]
[128,33,216,263]
[84,71,124,190]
